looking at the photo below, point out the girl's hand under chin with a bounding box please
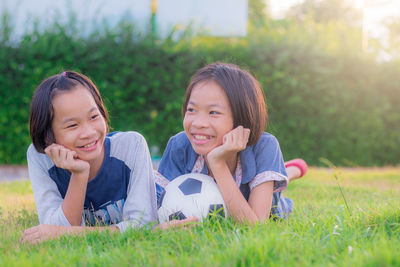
[44,144,90,175]
[207,126,250,168]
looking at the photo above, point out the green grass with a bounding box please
[0,168,399,266]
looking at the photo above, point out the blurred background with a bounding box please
[0,0,399,169]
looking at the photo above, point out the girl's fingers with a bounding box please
[243,128,250,147]
[244,128,250,139]
[232,127,240,141]
[171,217,198,228]
[21,225,61,244]
[21,229,39,244]
[44,144,80,169]
[181,216,199,229]
[46,144,62,160]
[44,143,57,155]
[66,150,76,163]
[222,131,232,146]
[226,132,233,145]
[31,231,41,243]
[235,127,245,149]
[185,216,199,222]
[24,233,40,244]
[222,134,228,144]
[59,148,68,162]
[168,219,187,228]
[44,145,56,159]
[228,126,250,150]
[22,225,39,237]
[22,226,35,236]
[157,216,199,231]
[237,126,244,146]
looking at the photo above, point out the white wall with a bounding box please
[0,0,151,40]
[0,0,248,39]
[157,0,248,37]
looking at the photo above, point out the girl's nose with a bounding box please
[192,113,209,128]
[79,123,96,138]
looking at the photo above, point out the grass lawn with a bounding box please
[0,167,399,266]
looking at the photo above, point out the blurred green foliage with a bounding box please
[0,5,399,166]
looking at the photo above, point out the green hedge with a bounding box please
[0,19,399,166]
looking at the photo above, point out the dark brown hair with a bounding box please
[29,71,109,153]
[182,62,267,146]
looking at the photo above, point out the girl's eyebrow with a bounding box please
[187,100,197,106]
[61,107,98,124]
[209,104,224,108]
[61,117,77,125]
[188,101,224,109]
[88,107,98,113]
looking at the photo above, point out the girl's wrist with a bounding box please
[70,169,90,180]
[206,152,225,166]
[208,160,230,180]
[208,159,226,170]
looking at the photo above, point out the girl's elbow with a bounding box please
[254,209,270,223]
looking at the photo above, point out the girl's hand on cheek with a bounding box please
[45,144,90,175]
[207,126,250,165]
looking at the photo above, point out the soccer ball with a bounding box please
[158,173,228,223]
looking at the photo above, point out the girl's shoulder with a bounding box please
[106,131,149,162]
[259,131,279,141]
[241,131,282,170]
[251,132,280,151]
[107,130,144,139]
[167,131,191,149]
[240,132,286,184]
[107,131,146,145]
[26,144,54,169]
[167,131,198,161]
[158,131,197,179]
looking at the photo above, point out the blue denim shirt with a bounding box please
[158,131,288,198]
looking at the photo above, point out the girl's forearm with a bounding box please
[211,162,260,224]
[62,171,89,226]
[67,225,119,235]
[21,224,120,244]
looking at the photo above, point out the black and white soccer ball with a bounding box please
[158,173,228,223]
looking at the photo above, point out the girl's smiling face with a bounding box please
[183,80,234,155]
[51,85,107,166]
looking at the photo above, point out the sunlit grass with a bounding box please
[0,181,35,214]
[0,168,399,266]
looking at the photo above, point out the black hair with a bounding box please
[29,71,109,153]
[183,62,267,145]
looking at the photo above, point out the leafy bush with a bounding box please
[0,15,399,166]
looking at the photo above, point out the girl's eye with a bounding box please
[187,108,195,113]
[90,114,99,120]
[66,123,77,129]
[210,111,220,115]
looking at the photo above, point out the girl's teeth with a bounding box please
[83,142,96,148]
[194,135,208,140]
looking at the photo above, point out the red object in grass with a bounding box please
[284,158,308,177]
